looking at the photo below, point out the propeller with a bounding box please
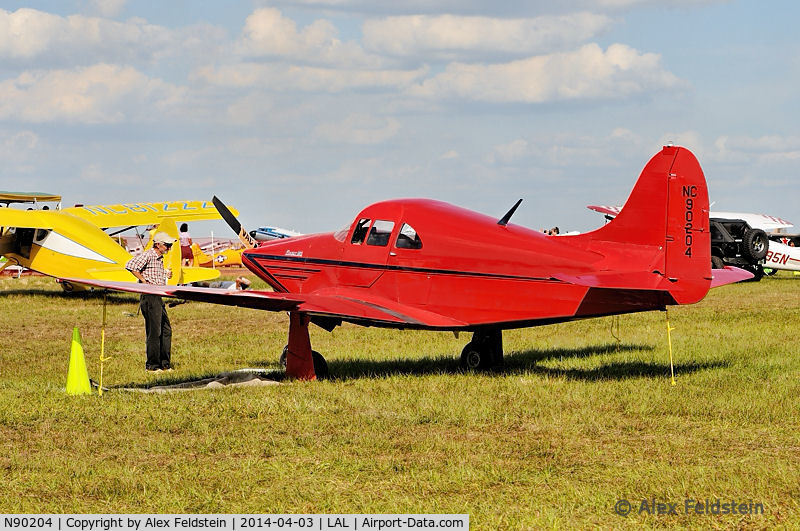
[212,196,258,249]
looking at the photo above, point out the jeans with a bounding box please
[141,294,172,369]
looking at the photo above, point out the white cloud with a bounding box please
[408,43,684,103]
[193,63,428,92]
[488,139,530,164]
[711,135,800,165]
[0,8,222,65]
[237,8,381,67]
[313,114,401,144]
[0,64,187,124]
[363,12,613,59]
[488,129,651,167]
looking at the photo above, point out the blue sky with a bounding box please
[1,1,798,234]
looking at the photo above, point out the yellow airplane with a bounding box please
[190,242,244,268]
[0,191,238,289]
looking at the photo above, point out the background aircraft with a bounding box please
[588,205,799,276]
[588,205,793,233]
[190,242,244,268]
[1,194,237,289]
[251,226,303,242]
[70,146,751,380]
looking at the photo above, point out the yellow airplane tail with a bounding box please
[153,217,221,284]
[190,242,213,266]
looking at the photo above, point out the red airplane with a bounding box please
[69,146,751,380]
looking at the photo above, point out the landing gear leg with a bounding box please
[460,328,503,370]
[286,311,327,380]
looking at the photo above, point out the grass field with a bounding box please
[1,274,799,528]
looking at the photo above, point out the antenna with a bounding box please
[498,199,523,226]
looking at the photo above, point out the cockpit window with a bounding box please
[366,220,394,247]
[351,218,371,244]
[396,223,422,249]
[333,222,350,242]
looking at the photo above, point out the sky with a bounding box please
[1,0,799,235]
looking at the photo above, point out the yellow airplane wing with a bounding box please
[0,191,61,203]
[60,200,238,229]
[0,208,57,230]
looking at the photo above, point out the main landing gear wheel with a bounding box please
[460,329,504,371]
[280,345,329,379]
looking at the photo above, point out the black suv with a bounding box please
[710,218,769,280]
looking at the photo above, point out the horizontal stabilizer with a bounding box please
[553,270,667,290]
[710,266,754,288]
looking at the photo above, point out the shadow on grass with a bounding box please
[111,342,728,388]
[516,360,728,381]
[244,342,727,382]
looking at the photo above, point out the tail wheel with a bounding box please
[742,228,768,261]
[711,256,725,269]
[60,280,76,293]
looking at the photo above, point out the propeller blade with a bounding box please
[212,196,257,249]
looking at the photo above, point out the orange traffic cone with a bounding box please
[66,327,92,395]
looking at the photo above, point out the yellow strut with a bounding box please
[98,292,112,395]
[666,308,676,386]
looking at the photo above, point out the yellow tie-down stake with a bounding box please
[98,292,112,396]
[665,308,676,387]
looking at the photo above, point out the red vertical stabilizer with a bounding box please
[570,146,711,304]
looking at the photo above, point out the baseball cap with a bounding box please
[153,232,177,245]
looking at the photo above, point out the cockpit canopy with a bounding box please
[349,218,422,249]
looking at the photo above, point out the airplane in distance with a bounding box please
[190,242,244,268]
[588,205,800,275]
[1,192,237,289]
[251,226,303,242]
[70,146,752,380]
[588,205,793,233]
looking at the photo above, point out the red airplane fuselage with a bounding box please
[242,146,711,330]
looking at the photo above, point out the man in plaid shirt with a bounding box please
[126,231,176,372]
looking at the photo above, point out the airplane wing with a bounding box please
[60,200,239,229]
[0,191,61,203]
[0,208,57,229]
[589,205,794,232]
[710,212,793,232]
[62,278,468,329]
[587,205,622,217]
